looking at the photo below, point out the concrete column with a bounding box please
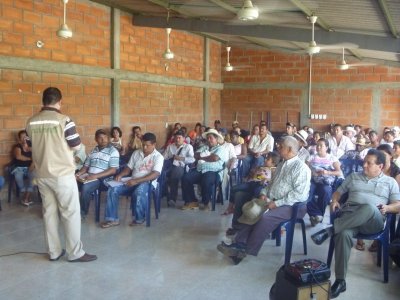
[203,37,210,126]
[371,89,381,130]
[111,8,120,126]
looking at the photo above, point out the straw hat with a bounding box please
[238,198,269,225]
[294,129,308,147]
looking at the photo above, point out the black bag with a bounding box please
[389,238,400,267]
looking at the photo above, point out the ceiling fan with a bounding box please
[162,27,174,60]
[223,46,251,72]
[337,48,375,70]
[237,0,259,21]
[57,0,72,38]
[304,15,357,55]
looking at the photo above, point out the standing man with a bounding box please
[163,130,195,207]
[26,87,96,262]
[311,149,400,298]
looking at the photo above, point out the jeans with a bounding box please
[79,179,100,216]
[12,167,34,193]
[167,165,184,201]
[181,169,218,205]
[0,176,4,190]
[105,181,150,223]
[306,181,333,217]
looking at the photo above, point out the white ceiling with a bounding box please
[91,0,400,67]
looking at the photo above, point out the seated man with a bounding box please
[163,130,195,206]
[102,133,163,228]
[75,129,119,218]
[242,124,274,177]
[217,136,311,264]
[311,149,400,298]
[181,129,228,211]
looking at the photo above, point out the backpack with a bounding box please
[389,238,400,267]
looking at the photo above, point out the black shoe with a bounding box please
[68,253,97,263]
[230,256,243,265]
[330,279,346,298]
[217,242,247,258]
[49,249,65,261]
[311,227,334,245]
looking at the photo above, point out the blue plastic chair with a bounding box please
[272,202,307,265]
[339,157,363,178]
[327,211,395,283]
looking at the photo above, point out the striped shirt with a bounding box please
[85,145,120,174]
[197,144,229,179]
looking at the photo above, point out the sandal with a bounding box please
[100,221,120,228]
[368,241,378,252]
[355,240,365,251]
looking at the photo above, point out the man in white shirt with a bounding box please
[163,130,195,206]
[242,124,274,177]
[328,124,355,158]
[102,133,164,227]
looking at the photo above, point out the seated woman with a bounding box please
[11,130,35,206]
[110,126,124,153]
[306,138,342,226]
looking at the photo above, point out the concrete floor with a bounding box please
[0,191,399,300]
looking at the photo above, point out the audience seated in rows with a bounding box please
[328,124,355,159]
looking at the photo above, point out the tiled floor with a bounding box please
[0,192,399,300]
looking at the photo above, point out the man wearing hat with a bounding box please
[181,129,229,210]
[217,136,311,264]
[163,130,195,206]
[293,129,310,162]
[75,129,120,218]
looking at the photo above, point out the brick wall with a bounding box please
[121,14,204,80]
[0,0,111,66]
[0,69,111,169]
[222,48,400,134]
[119,81,203,147]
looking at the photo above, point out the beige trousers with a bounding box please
[36,174,85,260]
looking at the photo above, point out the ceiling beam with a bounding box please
[377,0,399,38]
[132,16,400,53]
[288,0,331,31]
[208,0,237,14]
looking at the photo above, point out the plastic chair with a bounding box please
[327,211,395,283]
[272,202,307,265]
[339,157,363,178]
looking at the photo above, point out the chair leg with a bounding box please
[327,237,335,267]
[299,219,307,255]
[94,190,100,223]
[284,223,295,265]
[146,184,152,227]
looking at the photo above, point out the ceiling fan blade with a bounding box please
[347,62,375,67]
[319,43,359,50]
